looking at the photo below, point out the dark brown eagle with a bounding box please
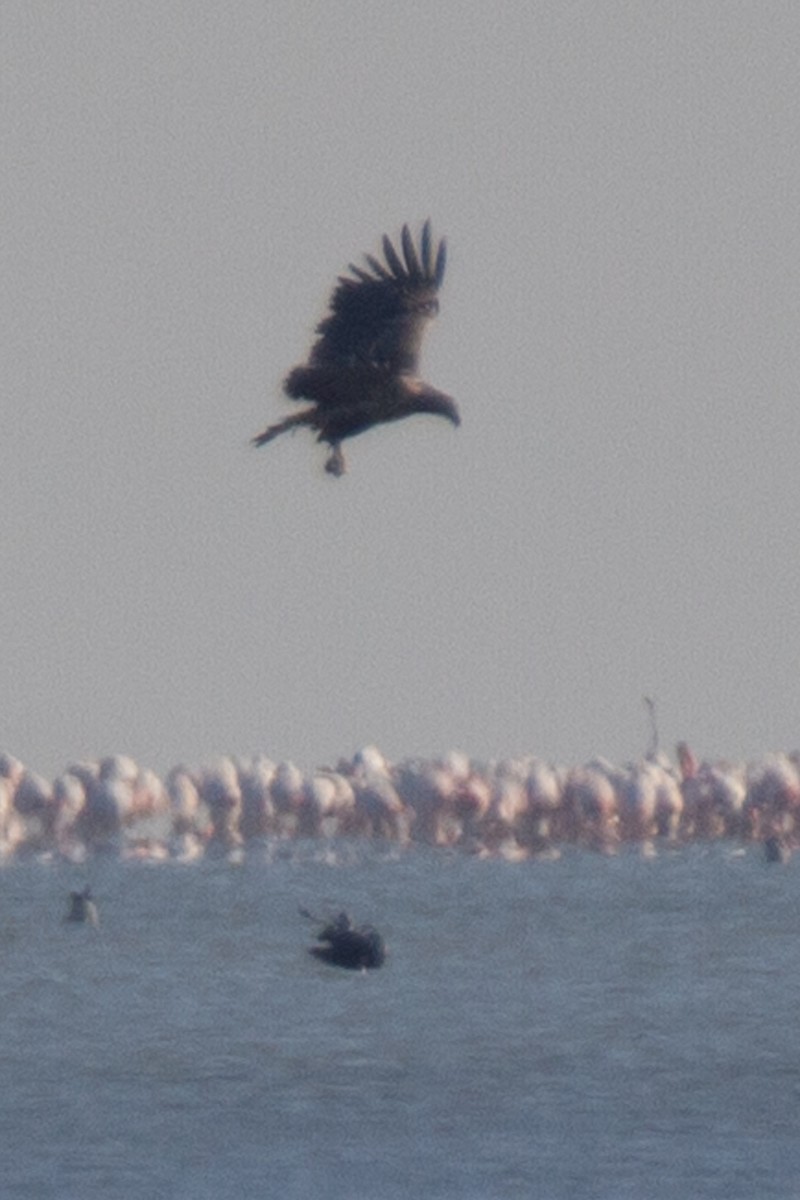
[252,220,459,476]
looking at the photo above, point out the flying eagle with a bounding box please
[252,220,459,476]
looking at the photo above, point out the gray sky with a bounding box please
[4,2,800,778]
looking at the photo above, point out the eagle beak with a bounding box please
[420,393,460,427]
[446,401,461,427]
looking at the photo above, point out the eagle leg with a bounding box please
[324,443,347,477]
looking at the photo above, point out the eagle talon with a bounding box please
[324,445,346,476]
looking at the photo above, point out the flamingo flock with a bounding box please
[0,743,798,862]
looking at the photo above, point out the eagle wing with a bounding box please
[308,221,446,376]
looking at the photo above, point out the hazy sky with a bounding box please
[4,2,800,778]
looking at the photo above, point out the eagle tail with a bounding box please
[251,409,315,448]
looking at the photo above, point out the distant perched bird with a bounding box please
[306,910,385,970]
[64,886,99,927]
[253,221,459,476]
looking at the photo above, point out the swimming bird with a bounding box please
[306,910,385,970]
[253,221,459,476]
[64,886,99,926]
[764,835,791,864]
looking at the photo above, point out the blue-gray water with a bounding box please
[1,844,799,1199]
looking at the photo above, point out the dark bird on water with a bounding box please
[306,910,386,970]
[64,886,99,926]
[252,221,459,476]
[764,835,791,864]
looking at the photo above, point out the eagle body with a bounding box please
[253,221,458,476]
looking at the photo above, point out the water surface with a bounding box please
[1,845,797,1199]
